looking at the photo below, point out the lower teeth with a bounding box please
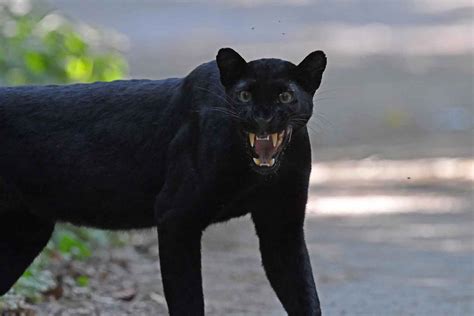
[253,158,276,167]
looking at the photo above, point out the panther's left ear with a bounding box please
[296,50,327,95]
[216,48,247,87]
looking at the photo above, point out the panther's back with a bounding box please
[0,79,183,228]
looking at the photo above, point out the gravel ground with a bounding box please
[2,159,473,316]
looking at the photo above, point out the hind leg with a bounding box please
[0,211,54,295]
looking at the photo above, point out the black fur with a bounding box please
[0,48,326,315]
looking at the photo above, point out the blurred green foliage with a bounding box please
[0,0,127,85]
[0,0,129,306]
[7,225,125,303]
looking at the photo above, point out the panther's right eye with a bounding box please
[237,90,252,103]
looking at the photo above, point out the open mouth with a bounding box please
[247,126,292,168]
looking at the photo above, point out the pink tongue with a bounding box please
[255,138,276,163]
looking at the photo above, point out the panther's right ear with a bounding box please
[216,48,247,87]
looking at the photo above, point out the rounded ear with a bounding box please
[216,48,247,87]
[296,50,327,95]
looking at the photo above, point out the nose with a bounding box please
[253,115,273,133]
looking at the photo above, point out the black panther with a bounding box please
[0,48,327,315]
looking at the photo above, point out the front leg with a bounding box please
[254,221,320,315]
[155,179,211,316]
[157,209,205,316]
[251,178,321,315]
[154,122,216,315]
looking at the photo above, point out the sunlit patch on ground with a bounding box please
[310,158,474,184]
[307,194,469,216]
[307,158,473,216]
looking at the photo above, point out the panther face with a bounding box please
[216,48,326,174]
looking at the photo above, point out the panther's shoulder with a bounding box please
[184,61,220,86]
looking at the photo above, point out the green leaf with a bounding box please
[64,32,87,54]
[24,51,47,74]
[66,56,93,81]
[75,275,90,287]
[56,230,91,259]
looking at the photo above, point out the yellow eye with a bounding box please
[279,91,294,103]
[238,90,252,102]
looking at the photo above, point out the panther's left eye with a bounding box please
[279,91,294,104]
[238,90,252,103]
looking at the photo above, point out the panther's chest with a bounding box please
[209,172,268,224]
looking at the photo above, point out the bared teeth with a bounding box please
[277,138,283,147]
[249,130,286,168]
[253,157,276,167]
[249,133,255,147]
[271,133,278,147]
[277,131,285,147]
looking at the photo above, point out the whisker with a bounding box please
[313,97,334,103]
[204,83,237,105]
[313,113,334,129]
[287,117,309,131]
[306,124,320,137]
[307,118,333,139]
[193,108,243,121]
[314,88,339,97]
[287,112,332,138]
[195,86,235,108]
